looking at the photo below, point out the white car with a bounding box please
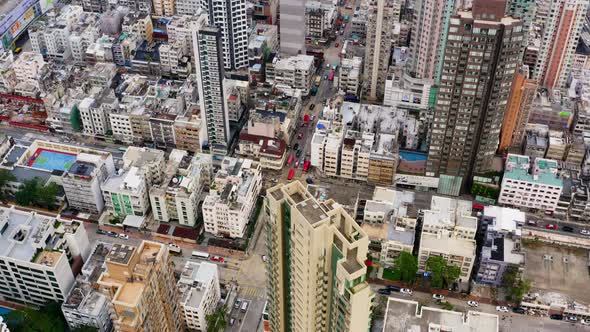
[495,306,509,313]
[581,229,590,235]
[467,301,479,307]
[581,319,590,325]
[432,294,445,301]
[118,234,129,239]
[566,316,578,322]
[400,288,412,295]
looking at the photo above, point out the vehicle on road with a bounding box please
[168,243,182,254]
[335,42,339,47]
[326,64,331,68]
[310,103,315,110]
[562,225,574,232]
[234,299,241,309]
[581,319,590,325]
[566,316,577,322]
[386,285,401,292]
[295,159,300,168]
[432,294,445,300]
[303,160,310,172]
[400,288,412,295]
[230,318,235,325]
[118,233,129,239]
[323,75,328,80]
[287,154,294,167]
[14,47,22,54]
[108,232,118,238]
[306,177,314,184]
[545,224,558,230]
[527,220,537,226]
[192,251,210,260]
[296,150,302,158]
[377,289,391,295]
[581,229,590,235]
[288,169,295,180]
[512,307,526,314]
[297,133,303,139]
[495,306,509,312]
[262,255,268,262]
[293,143,299,150]
[328,71,334,81]
[241,301,249,312]
[466,301,479,307]
[550,314,563,320]
[96,229,107,235]
[211,255,224,263]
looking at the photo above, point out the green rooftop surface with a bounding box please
[504,155,562,187]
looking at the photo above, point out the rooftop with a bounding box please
[504,154,562,187]
[383,297,499,332]
[420,231,476,257]
[423,196,477,231]
[178,261,218,309]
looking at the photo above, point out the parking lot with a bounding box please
[523,241,590,304]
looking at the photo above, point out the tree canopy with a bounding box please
[2,301,65,332]
[14,177,59,210]
[0,169,15,199]
[503,267,531,303]
[393,251,418,283]
[206,305,228,332]
[425,256,461,289]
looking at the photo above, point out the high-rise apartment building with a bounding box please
[265,181,374,332]
[177,261,221,331]
[153,0,176,16]
[409,0,457,80]
[200,0,249,70]
[426,0,524,186]
[506,0,537,52]
[280,0,306,55]
[499,68,537,151]
[97,241,183,332]
[532,0,588,89]
[364,0,393,101]
[191,14,230,156]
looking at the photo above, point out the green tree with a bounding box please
[0,169,15,199]
[393,251,418,283]
[3,301,65,332]
[37,182,60,210]
[503,267,531,303]
[425,256,461,289]
[206,305,228,332]
[70,105,83,132]
[15,177,41,206]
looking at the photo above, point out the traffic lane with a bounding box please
[523,220,590,238]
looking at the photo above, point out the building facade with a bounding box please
[177,261,221,331]
[280,0,306,55]
[265,181,374,332]
[426,0,523,186]
[364,0,393,101]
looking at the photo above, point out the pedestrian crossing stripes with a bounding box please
[238,286,266,299]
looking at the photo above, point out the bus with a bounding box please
[191,251,210,259]
[287,154,295,167]
[287,169,295,180]
[118,147,128,152]
[328,71,334,81]
[303,160,310,172]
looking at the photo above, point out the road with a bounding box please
[372,285,590,332]
[524,214,590,239]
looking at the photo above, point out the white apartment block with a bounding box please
[176,0,201,15]
[159,43,192,78]
[267,54,315,95]
[12,52,45,86]
[101,167,150,218]
[63,153,116,214]
[310,120,344,176]
[418,230,476,281]
[168,15,199,54]
[499,154,564,213]
[178,261,221,331]
[339,56,363,96]
[202,157,262,238]
[151,153,212,227]
[279,0,306,55]
[0,51,15,92]
[122,147,167,186]
[153,0,175,16]
[421,196,478,240]
[0,207,91,306]
[200,0,249,70]
[109,112,134,143]
[79,97,111,137]
[384,72,433,110]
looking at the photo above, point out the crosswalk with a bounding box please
[238,286,267,299]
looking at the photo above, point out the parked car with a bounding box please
[581,229,590,235]
[108,232,118,238]
[335,42,339,47]
[96,229,107,235]
[293,143,299,150]
[581,319,590,325]
[326,64,331,68]
[545,224,558,230]
[230,318,235,325]
[377,289,391,295]
[550,314,563,320]
[466,301,479,307]
[562,225,574,232]
[527,220,537,226]
[211,255,224,263]
[234,299,241,309]
[495,306,509,313]
[400,288,412,295]
[309,104,315,110]
[296,150,302,158]
[512,307,526,314]
[306,177,314,184]
[262,255,268,262]
[432,294,445,301]
[386,285,401,292]
[118,234,129,239]
[566,316,578,322]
